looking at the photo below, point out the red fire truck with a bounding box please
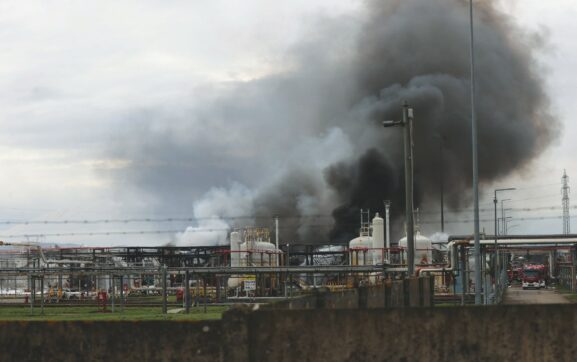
[521,264,547,289]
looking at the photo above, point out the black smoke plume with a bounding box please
[110,0,558,245]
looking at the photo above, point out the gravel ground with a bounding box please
[503,286,570,304]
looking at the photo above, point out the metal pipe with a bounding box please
[385,201,391,250]
[0,265,391,278]
[417,241,458,275]
[449,235,577,244]
[275,217,279,266]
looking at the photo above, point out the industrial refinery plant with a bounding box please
[0,208,442,307]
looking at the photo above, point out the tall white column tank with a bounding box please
[372,213,385,264]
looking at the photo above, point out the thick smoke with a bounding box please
[110,0,558,245]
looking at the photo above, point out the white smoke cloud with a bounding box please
[175,182,254,246]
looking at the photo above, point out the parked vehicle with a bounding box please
[522,264,547,289]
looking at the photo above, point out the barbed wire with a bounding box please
[0,213,570,239]
[0,202,572,226]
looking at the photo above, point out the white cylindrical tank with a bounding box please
[349,236,373,266]
[230,231,241,268]
[228,231,242,288]
[372,213,385,264]
[398,232,433,267]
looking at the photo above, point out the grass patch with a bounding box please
[0,306,228,321]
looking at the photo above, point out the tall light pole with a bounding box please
[494,188,515,296]
[500,199,511,234]
[469,0,482,305]
[503,216,512,235]
[383,102,415,276]
[434,135,446,233]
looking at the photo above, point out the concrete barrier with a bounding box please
[269,277,432,310]
[1,305,577,361]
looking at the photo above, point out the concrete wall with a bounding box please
[2,305,577,361]
[0,319,232,362]
[270,277,433,310]
[246,306,577,361]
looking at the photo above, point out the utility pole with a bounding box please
[435,136,446,233]
[383,102,415,276]
[562,170,571,234]
[494,188,515,301]
[469,0,482,305]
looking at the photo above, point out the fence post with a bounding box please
[358,286,368,309]
[185,270,190,314]
[418,277,424,307]
[111,275,115,313]
[120,275,124,313]
[162,265,168,315]
[403,278,410,307]
[40,276,44,315]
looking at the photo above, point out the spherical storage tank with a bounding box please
[398,232,433,266]
[228,231,279,289]
[249,241,278,266]
[349,236,373,265]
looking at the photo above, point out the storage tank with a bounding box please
[349,236,373,266]
[238,240,279,266]
[228,231,242,288]
[372,213,385,264]
[251,241,279,266]
[230,231,241,268]
[398,232,433,267]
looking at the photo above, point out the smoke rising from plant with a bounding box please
[111,0,558,245]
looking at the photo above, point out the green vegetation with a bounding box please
[0,306,228,321]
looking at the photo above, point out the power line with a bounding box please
[420,214,569,224]
[0,224,337,239]
[0,215,334,226]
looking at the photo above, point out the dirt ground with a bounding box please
[503,286,570,304]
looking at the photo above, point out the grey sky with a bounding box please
[0,0,576,245]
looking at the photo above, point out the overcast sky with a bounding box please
[0,0,576,245]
